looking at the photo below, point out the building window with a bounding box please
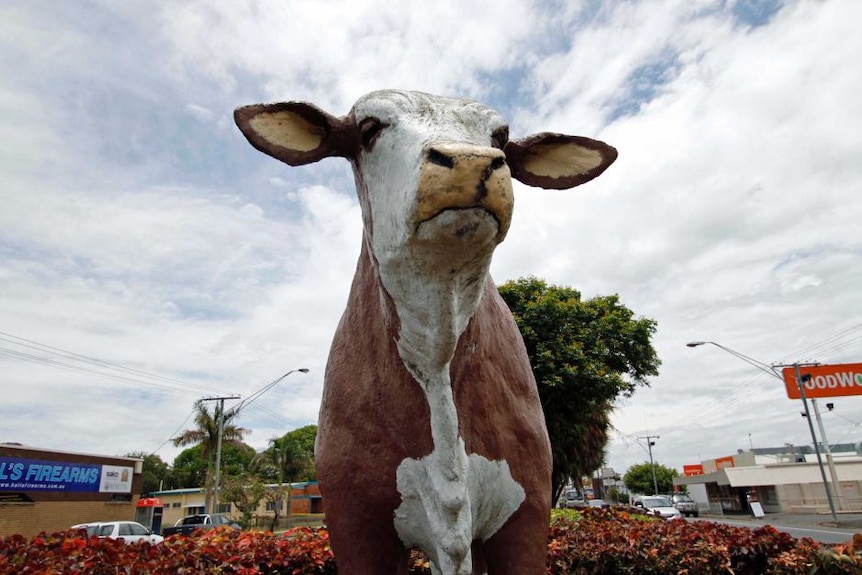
[186,506,205,515]
[172,502,181,508]
[217,503,231,513]
[266,500,283,512]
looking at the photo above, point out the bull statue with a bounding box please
[235,90,616,575]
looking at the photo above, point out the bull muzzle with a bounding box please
[415,143,514,241]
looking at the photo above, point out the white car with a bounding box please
[72,521,164,544]
[633,496,683,520]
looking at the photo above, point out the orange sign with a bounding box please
[782,363,862,399]
[715,456,734,470]
[683,464,703,476]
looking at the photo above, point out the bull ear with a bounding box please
[505,133,617,189]
[234,102,356,166]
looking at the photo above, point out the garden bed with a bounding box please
[0,507,858,574]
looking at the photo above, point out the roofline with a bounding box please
[152,480,319,496]
[0,442,143,463]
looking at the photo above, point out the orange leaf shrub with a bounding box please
[1,511,859,574]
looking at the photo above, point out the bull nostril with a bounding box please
[427,148,455,169]
[490,157,506,171]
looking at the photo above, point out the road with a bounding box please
[693,517,858,545]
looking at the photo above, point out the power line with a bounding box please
[149,406,198,456]
[0,330,231,396]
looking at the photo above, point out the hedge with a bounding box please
[1,508,858,574]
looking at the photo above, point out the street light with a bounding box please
[686,341,838,520]
[211,367,310,514]
[637,435,661,494]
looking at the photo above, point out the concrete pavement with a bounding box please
[701,510,862,530]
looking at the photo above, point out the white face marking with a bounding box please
[350,91,509,378]
[346,91,526,575]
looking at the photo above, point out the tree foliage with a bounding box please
[171,401,250,511]
[171,442,256,489]
[125,452,170,495]
[623,461,679,495]
[254,425,317,484]
[498,276,660,498]
[221,473,268,529]
[250,425,317,530]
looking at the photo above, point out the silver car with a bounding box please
[670,493,699,517]
[633,496,683,520]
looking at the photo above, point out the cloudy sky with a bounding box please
[2,0,861,480]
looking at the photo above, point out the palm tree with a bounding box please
[251,428,316,530]
[172,400,249,513]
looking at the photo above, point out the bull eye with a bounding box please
[490,156,506,170]
[359,117,386,150]
[490,126,509,150]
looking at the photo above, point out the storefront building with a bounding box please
[0,443,143,537]
[153,480,323,529]
[675,446,862,515]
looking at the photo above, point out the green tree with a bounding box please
[171,400,250,512]
[171,444,208,489]
[125,452,171,495]
[498,277,660,499]
[172,442,257,490]
[252,425,317,530]
[623,462,679,495]
[221,473,267,529]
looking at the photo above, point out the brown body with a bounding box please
[317,241,552,574]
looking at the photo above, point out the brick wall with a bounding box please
[0,500,137,538]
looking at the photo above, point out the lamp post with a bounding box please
[686,341,838,520]
[209,367,310,515]
[638,435,661,494]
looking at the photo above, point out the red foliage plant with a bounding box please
[0,511,859,574]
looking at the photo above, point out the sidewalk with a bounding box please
[701,510,862,530]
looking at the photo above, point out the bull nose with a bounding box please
[416,143,514,240]
[425,144,507,171]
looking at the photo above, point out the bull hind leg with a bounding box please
[478,503,550,575]
[325,515,410,575]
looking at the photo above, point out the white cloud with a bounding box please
[2,0,861,478]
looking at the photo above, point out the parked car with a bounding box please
[162,513,240,537]
[71,521,164,544]
[632,496,683,520]
[587,499,610,509]
[562,490,588,509]
[670,492,699,517]
[71,522,101,537]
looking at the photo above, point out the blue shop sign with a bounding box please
[0,456,105,492]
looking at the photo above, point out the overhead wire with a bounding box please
[667,324,862,453]
[0,330,232,396]
[149,406,198,456]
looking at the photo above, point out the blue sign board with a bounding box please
[0,456,103,492]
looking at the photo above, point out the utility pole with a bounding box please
[811,398,843,510]
[638,435,661,494]
[774,362,837,521]
[200,395,241,515]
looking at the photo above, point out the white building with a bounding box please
[673,444,862,515]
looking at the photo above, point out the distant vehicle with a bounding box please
[587,499,610,509]
[562,490,588,509]
[632,496,683,520]
[670,492,699,517]
[161,513,240,537]
[71,521,164,545]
